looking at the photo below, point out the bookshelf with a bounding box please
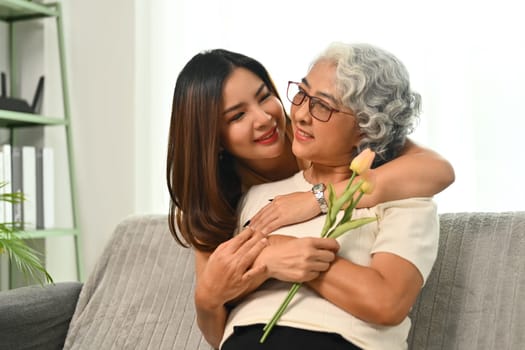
[0,0,81,288]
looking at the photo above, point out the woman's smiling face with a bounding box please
[291,60,361,167]
[219,67,287,162]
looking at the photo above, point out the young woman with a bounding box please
[219,42,440,349]
[166,49,454,348]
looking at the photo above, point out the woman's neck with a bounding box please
[303,161,353,185]
[237,137,299,185]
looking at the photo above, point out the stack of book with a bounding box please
[0,144,54,230]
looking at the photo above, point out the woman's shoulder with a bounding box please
[247,171,307,196]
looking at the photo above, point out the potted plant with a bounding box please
[0,182,53,286]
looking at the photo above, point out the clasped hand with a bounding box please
[196,226,268,308]
[254,235,340,283]
[197,229,339,309]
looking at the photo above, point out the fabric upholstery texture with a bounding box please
[63,215,210,350]
[0,281,82,350]
[408,211,525,349]
[59,212,524,350]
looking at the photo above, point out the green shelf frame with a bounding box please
[0,0,83,285]
[0,0,58,21]
[18,228,79,239]
[0,109,68,127]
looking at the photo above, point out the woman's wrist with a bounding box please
[266,234,295,245]
[257,235,296,279]
[253,245,274,280]
[195,281,225,311]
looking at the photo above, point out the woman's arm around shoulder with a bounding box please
[356,138,455,207]
[248,139,453,233]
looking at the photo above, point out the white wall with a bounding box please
[6,0,522,281]
[62,0,138,277]
[149,0,525,215]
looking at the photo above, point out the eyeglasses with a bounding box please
[286,81,353,122]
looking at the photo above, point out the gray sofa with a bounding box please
[1,212,524,349]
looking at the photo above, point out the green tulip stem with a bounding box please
[260,282,302,343]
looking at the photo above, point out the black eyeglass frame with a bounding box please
[286,81,353,122]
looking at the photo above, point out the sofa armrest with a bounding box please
[0,281,82,350]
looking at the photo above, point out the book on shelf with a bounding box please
[22,146,37,230]
[0,144,54,231]
[36,147,54,229]
[10,146,23,230]
[1,144,12,226]
[0,145,5,224]
[1,145,30,230]
[0,144,12,290]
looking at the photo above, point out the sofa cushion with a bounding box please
[63,215,211,350]
[408,211,525,349]
[63,212,525,350]
[0,281,82,350]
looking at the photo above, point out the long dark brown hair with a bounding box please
[166,49,284,251]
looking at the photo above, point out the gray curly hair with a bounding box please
[314,42,421,167]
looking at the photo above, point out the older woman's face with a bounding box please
[219,67,288,162]
[290,60,360,166]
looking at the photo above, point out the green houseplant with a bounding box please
[0,182,53,286]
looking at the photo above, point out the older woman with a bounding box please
[219,43,439,349]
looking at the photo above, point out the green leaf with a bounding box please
[331,179,363,215]
[328,184,336,211]
[327,216,377,239]
[0,191,26,204]
[337,191,365,227]
[0,183,53,286]
[321,185,337,237]
[1,233,53,285]
[339,202,355,226]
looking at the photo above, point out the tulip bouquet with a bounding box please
[260,148,378,343]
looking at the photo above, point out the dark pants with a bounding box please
[221,324,362,350]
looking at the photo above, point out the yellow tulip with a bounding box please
[360,171,376,194]
[350,148,375,175]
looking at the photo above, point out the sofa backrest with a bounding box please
[64,214,210,350]
[408,211,525,349]
[64,212,525,350]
